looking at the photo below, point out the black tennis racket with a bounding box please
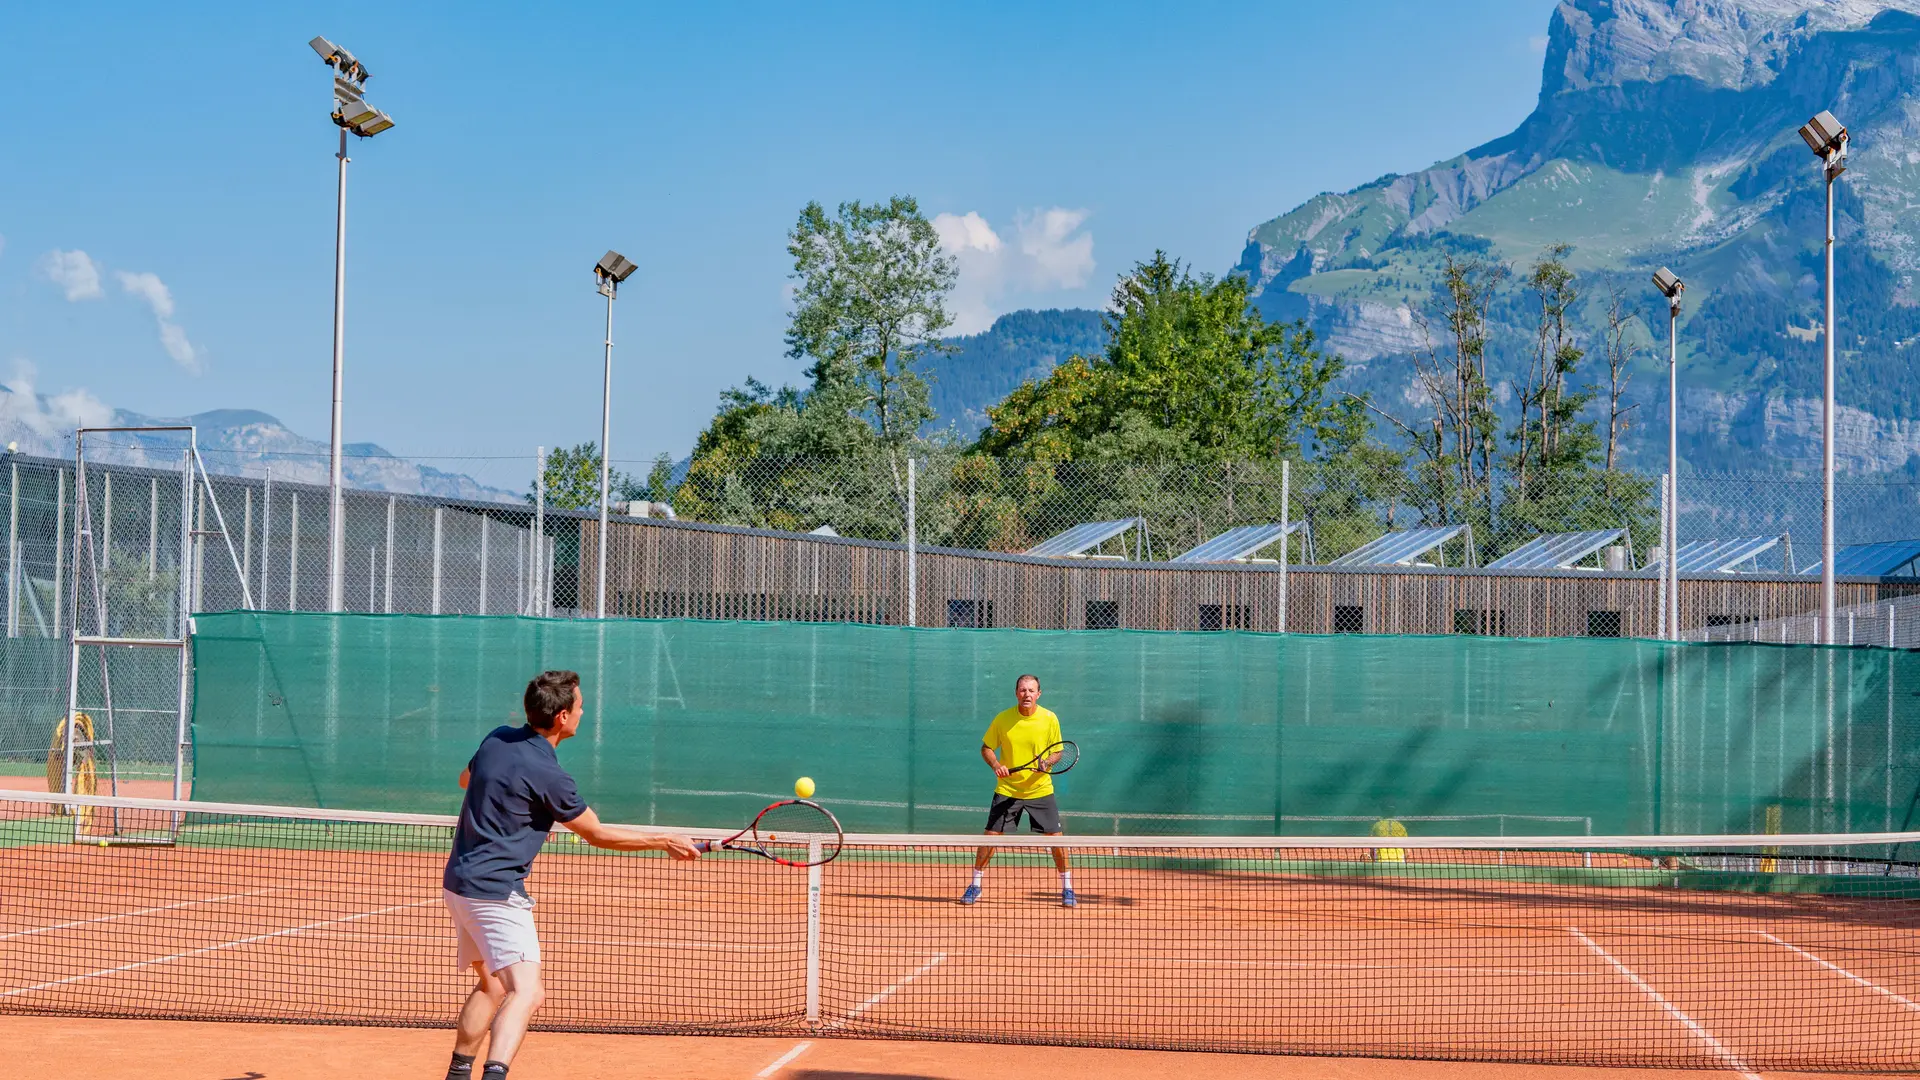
[695,798,844,866]
[1005,740,1078,776]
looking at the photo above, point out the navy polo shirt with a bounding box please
[443,725,587,900]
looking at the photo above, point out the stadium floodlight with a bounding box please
[334,97,380,129]
[1651,267,1684,640]
[350,110,395,138]
[593,250,637,618]
[1800,109,1848,642]
[314,36,397,613]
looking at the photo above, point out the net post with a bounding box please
[806,841,823,1029]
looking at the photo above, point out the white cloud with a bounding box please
[0,361,114,453]
[1528,34,1549,55]
[116,270,203,373]
[38,249,104,301]
[933,207,1095,335]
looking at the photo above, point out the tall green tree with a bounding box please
[673,196,959,536]
[976,252,1365,462]
[528,442,642,511]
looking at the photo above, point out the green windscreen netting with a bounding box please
[188,612,1920,837]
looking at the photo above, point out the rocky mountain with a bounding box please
[1237,0,1920,474]
[0,386,517,502]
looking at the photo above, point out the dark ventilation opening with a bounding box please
[1085,600,1120,630]
[1453,609,1508,636]
[1706,614,1755,627]
[1587,610,1624,638]
[1333,605,1365,634]
[948,599,995,628]
[1199,603,1250,631]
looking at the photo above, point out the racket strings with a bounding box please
[751,800,843,862]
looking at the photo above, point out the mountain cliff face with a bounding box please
[1238,0,1920,473]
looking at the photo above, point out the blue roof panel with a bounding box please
[1171,522,1306,563]
[1326,524,1471,567]
[1025,518,1140,558]
[1799,539,1920,577]
[1644,536,1784,574]
[1485,529,1626,570]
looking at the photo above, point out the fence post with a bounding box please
[53,468,66,637]
[906,456,917,628]
[1279,459,1290,634]
[535,447,546,619]
[383,496,395,614]
[260,467,272,609]
[6,461,17,638]
[479,517,490,616]
[1657,473,1669,640]
[432,506,444,615]
[288,492,300,612]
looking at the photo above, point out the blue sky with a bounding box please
[2,1,1556,488]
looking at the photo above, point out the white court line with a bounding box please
[826,952,949,1030]
[1568,928,1759,1080]
[752,1040,811,1078]
[0,899,437,999]
[0,888,277,941]
[1760,931,1920,1013]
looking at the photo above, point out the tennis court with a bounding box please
[4,791,1917,1075]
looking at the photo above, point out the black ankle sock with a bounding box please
[482,1062,508,1079]
[445,1052,476,1080]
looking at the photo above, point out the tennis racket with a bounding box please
[1005,740,1078,776]
[694,798,843,866]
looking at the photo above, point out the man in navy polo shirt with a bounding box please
[441,669,699,1080]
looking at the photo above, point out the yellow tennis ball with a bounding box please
[794,776,816,799]
[98,840,108,848]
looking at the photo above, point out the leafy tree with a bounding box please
[976,253,1366,462]
[529,442,639,511]
[673,196,959,537]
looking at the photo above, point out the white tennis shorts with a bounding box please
[443,888,540,974]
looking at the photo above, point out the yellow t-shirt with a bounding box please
[982,706,1063,800]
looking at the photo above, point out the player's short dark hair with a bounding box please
[525,670,580,730]
[1015,673,1040,690]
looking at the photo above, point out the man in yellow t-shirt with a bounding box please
[963,673,1074,907]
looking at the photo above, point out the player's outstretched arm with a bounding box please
[564,807,700,859]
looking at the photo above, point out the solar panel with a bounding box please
[1325,524,1472,567]
[1170,522,1309,563]
[1799,539,1920,577]
[1025,518,1141,558]
[1484,528,1626,570]
[1643,536,1784,574]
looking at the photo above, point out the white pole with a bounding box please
[383,496,395,614]
[906,457,917,627]
[479,517,490,615]
[1821,153,1839,644]
[6,461,17,638]
[597,291,614,620]
[260,468,272,609]
[1279,459,1290,634]
[1657,474,1669,640]
[1667,299,1680,641]
[288,492,300,612]
[535,446,546,618]
[432,506,444,615]
[53,468,65,637]
[328,126,350,613]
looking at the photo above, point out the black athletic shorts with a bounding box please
[984,793,1063,834]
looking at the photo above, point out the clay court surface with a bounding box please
[0,1016,1877,1080]
[3,803,1917,1076]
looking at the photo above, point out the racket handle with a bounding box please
[695,839,714,854]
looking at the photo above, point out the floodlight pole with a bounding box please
[597,280,615,620]
[1821,147,1840,644]
[1666,294,1680,641]
[328,125,349,613]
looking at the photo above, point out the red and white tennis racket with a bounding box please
[695,798,844,866]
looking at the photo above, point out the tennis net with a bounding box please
[3,789,1918,1071]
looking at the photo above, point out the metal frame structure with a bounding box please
[1026,518,1145,559]
[1644,535,1792,575]
[1171,522,1316,564]
[63,427,248,843]
[1325,524,1475,569]
[1484,529,1629,571]
[1799,539,1920,579]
